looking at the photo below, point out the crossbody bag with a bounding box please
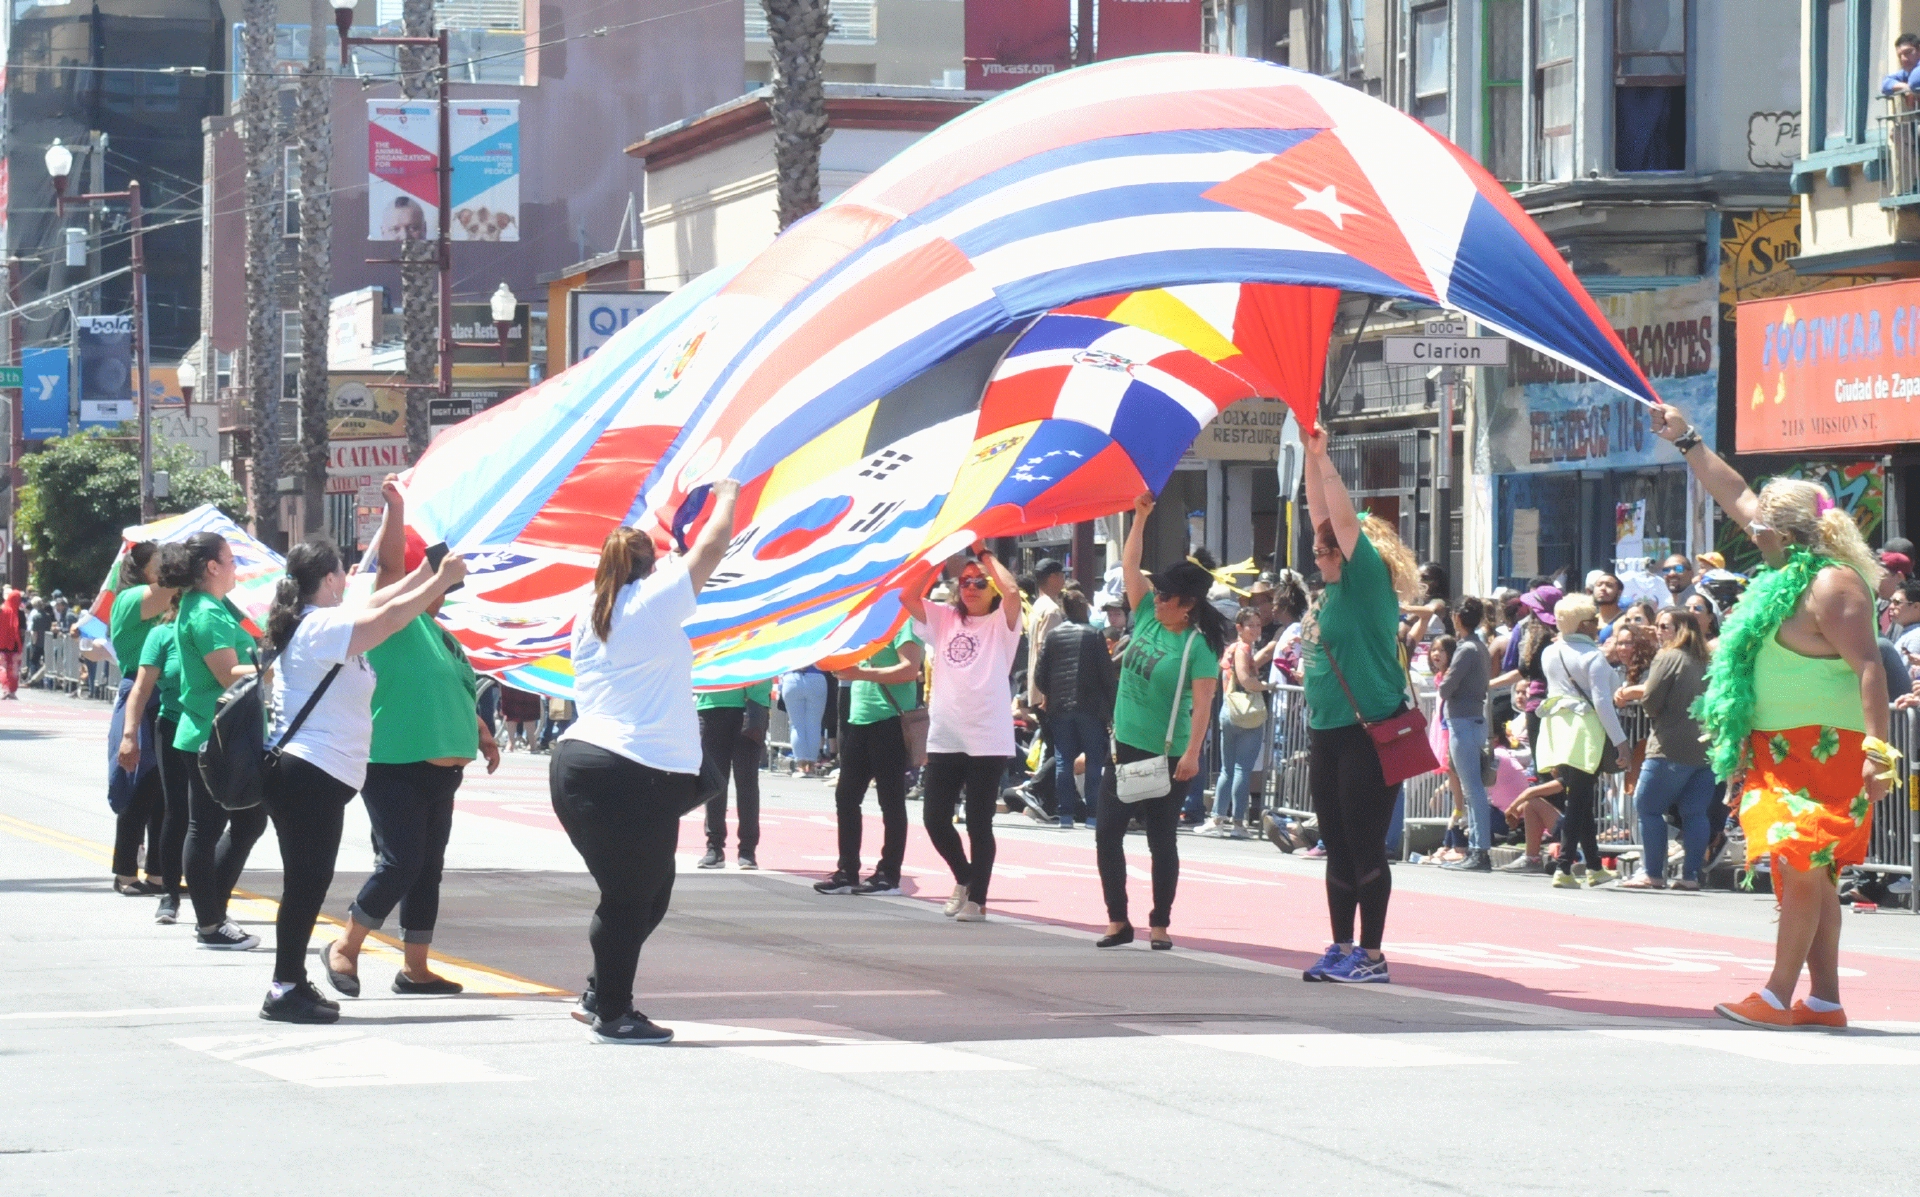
[1113,629,1197,803]
[1322,641,1439,788]
[879,683,930,769]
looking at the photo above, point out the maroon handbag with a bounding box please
[1322,644,1439,787]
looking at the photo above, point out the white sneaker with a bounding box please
[943,884,968,917]
[1195,821,1226,838]
[1228,823,1251,840]
[953,901,985,922]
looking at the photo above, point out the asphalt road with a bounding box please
[5,688,1918,1196]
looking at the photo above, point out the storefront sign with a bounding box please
[568,290,668,364]
[327,375,408,440]
[1734,276,1920,452]
[1718,207,1875,322]
[1487,279,1717,474]
[1189,398,1294,461]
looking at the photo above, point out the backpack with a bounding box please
[197,645,341,812]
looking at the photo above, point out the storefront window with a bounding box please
[1609,467,1690,601]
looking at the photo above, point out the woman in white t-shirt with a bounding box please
[550,481,738,1045]
[903,548,1023,922]
[258,537,467,1025]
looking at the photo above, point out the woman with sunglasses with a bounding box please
[1615,609,1713,890]
[902,546,1023,922]
[1097,493,1227,948]
[1299,427,1424,983]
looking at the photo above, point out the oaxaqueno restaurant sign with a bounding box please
[1736,278,1920,452]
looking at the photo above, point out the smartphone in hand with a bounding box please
[424,542,463,592]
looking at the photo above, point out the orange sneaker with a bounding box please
[1790,1001,1848,1032]
[1713,992,1794,1030]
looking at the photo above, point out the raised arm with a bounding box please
[1650,404,1758,530]
[1812,566,1891,752]
[900,569,934,626]
[116,665,160,771]
[1302,426,1359,559]
[373,475,408,590]
[971,548,1021,633]
[1123,491,1154,611]
[835,638,924,686]
[684,479,740,592]
[346,555,468,657]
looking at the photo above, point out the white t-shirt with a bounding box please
[269,605,378,791]
[914,602,1020,758]
[561,559,701,774]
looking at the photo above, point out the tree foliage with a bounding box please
[17,427,247,599]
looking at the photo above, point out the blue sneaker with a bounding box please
[1301,943,1349,982]
[1324,948,1390,984]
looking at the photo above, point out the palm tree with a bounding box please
[762,0,833,230]
[240,0,282,540]
[398,0,437,458]
[294,0,335,535]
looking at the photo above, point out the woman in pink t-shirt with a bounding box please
[904,549,1023,923]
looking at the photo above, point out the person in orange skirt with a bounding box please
[1652,403,1888,1032]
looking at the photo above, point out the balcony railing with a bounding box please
[1885,95,1920,201]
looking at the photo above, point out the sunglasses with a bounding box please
[1661,565,1689,575]
[1313,543,1339,559]
[957,576,991,591]
[1152,589,1181,603]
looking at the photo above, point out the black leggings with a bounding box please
[350,762,463,942]
[1096,744,1181,928]
[1308,722,1396,951]
[1555,764,1601,874]
[154,718,192,893]
[549,740,691,1020]
[699,707,761,853]
[183,754,269,930]
[835,717,908,878]
[264,755,356,984]
[111,768,165,879]
[921,752,1005,906]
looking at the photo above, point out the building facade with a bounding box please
[744,0,964,88]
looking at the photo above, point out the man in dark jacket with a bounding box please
[1034,590,1116,829]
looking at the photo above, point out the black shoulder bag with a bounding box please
[199,647,343,812]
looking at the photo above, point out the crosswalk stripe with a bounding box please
[1149,1028,1508,1068]
[173,1031,524,1087]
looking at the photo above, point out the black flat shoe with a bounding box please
[1096,926,1135,948]
[316,941,359,998]
[1150,936,1174,951]
[391,973,464,995]
[260,980,340,1024]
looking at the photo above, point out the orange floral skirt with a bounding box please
[1738,726,1874,876]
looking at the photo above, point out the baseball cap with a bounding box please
[1033,557,1064,581]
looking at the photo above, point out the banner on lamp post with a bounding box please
[368,99,520,242]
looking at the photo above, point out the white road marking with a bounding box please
[665,1020,1029,1072]
[1595,1027,1920,1064]
[173,1031,524,1087]
[1151,1028,1507,1068]
[2,1005,254,1020]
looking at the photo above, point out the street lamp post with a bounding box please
[489,282,517,366]
[46,138,154,521]
[176,355,197,416]
[335,3,454,399]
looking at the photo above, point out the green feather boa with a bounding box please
[1690,547,1835,780]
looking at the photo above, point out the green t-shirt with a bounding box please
[695,680,774,711]
[1113,600,1220,757]
[109,585,164,674]
[1302,531,1408,731]
[171,589,253,752]
[139,621,185,723]
[367,614,479,763]
[849,625,922,727]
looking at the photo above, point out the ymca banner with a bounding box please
[1095,0,1203,60]
[964,0,1071,90]
[21,345,69,439]
[369,99,520,241]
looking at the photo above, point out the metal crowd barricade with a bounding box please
[1874,704,1919,908]
[37,634,82,692]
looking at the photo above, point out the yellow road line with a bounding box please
[0,811,565,997]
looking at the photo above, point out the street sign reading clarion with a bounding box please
[1382,335,1510,365]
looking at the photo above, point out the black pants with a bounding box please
[111,768,166,878]
[1555,764,1601,875]
[183,754,269,930]
[154,717,192,893]
[921,752,1005,906]
[699,707,761,853]
[549,740,691,1020]
[350,762,463,942]
[264,755,356,984]
[835,717,908,879]
[1308,722,1396,951]
[1097,743,1182,928]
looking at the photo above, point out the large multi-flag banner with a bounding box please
[83,505,285,660]
[405,54,1657,696]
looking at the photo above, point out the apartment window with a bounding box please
[1483,0,1524,180]
[1616,0,1686,171]
[283,146,300,238]
[1535,0,1577,181]
[1318,0,1364,78]
[1204,0,1252,57]
[1809,0,1883,151]
[280,311,302,445]
[1411,4,1450,134]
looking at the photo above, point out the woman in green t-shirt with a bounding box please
[106,541,177,895]
[1298,427,1422,985]
[115,544,193,925]
[163,531,269,950]
[1096,492,1228,950]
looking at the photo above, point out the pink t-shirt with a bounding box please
[1487,747,1530,811]
[913,602,1020,758]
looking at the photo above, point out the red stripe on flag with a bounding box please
[979,364,1074,435]
[516,424,680,552]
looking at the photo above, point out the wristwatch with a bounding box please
[1673,429,1702,455]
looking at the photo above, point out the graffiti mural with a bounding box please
[1711,460,1885,575]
